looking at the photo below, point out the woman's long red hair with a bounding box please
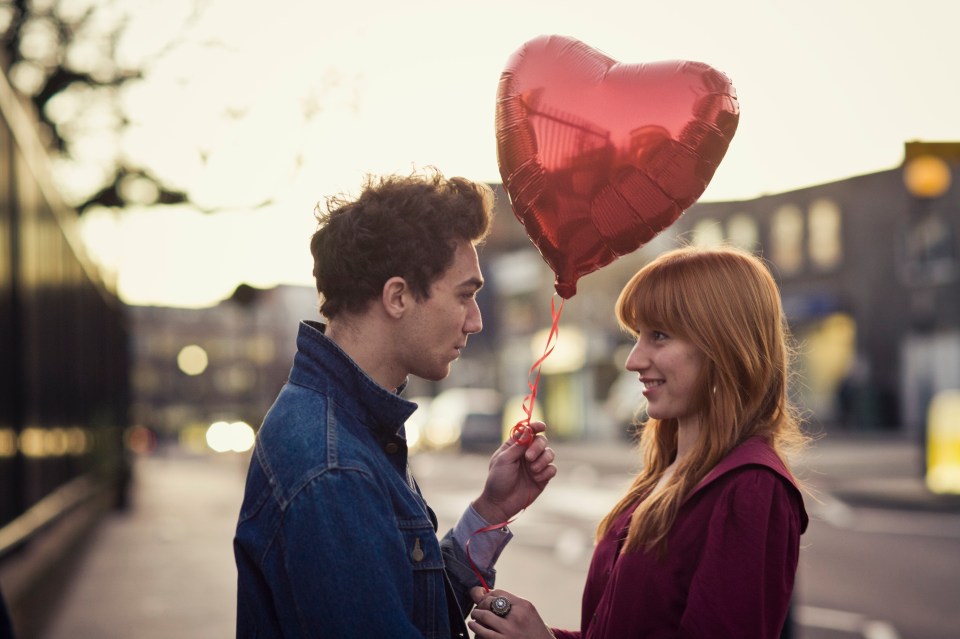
[597,245,808,554]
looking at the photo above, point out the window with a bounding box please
[808,199,842,270]
[692,218,724,248]
[771,204,804,275]
[727,213,759,251]
[900,210,958,285]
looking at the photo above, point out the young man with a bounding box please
[234,170,557,638]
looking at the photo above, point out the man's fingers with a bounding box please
[527,420,547,435]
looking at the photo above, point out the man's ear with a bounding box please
[381,276,409,319]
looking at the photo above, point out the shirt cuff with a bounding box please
[452,504,513,571]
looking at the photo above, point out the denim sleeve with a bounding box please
[440,529,488,619]
[440,505,512,618]
[451,505,512,571]
[276,467,428,638]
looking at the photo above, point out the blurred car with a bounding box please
[422,388,503,452]
[459,410,505,453]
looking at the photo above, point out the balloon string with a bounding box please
[467,296,565,592]
[509,296,564,445]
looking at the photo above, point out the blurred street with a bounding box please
[40,434,960,639]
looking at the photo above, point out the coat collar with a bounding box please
[687,436,809,532]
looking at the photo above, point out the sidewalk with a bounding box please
[40,450,248,639]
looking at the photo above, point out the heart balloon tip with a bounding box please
[555,282,576,299]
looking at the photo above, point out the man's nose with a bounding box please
[465,301,482,334]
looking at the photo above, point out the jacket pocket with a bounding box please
[398,517,447,638]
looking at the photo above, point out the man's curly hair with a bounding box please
[310,168,495,320]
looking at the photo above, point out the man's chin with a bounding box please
[417,366,451,383]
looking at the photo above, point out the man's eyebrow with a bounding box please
[458,277,484,290]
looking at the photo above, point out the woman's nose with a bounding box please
[624,341,648,371]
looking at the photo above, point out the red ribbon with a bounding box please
[509,296,564,445]
[465,516,520,592]
[468,296,565,591]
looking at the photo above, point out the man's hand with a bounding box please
[471,421,557,524]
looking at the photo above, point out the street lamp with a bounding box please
[900,154,956,287]
[902,153,960,495]
[903,155,951,199]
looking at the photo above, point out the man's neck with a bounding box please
[325,316,405,391]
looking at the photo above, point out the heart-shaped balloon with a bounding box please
[496,35,740,298]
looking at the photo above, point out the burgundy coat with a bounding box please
[553,437,808,639]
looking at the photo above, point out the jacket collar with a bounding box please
[288,320,417,439]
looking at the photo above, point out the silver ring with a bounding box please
[490,595,511,618]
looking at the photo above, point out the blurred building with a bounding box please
[480,141,960,440]
[129,284,318,442]
[676,142,960,437]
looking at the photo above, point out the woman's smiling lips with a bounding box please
[641,377,664,396]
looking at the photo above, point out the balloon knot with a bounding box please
[510,421,535,446]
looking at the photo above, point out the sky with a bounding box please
[71,0,960,307]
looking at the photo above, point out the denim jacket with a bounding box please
[234,321,493,638]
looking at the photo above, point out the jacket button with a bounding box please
[411,537,425,562]
[385,442,399,454]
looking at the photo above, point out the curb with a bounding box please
[831,487,960,514]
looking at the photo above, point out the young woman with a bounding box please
[470,245,809,639]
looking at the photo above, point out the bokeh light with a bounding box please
[904,155,952,199]
[205,420,256,453]
[177,344,209,376]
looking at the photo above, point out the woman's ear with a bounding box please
[381,276,409,319]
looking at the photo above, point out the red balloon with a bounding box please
[496,35,740,298]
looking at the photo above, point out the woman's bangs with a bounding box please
[617,267,681,335]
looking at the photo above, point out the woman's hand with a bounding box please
[469,587,556,639]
